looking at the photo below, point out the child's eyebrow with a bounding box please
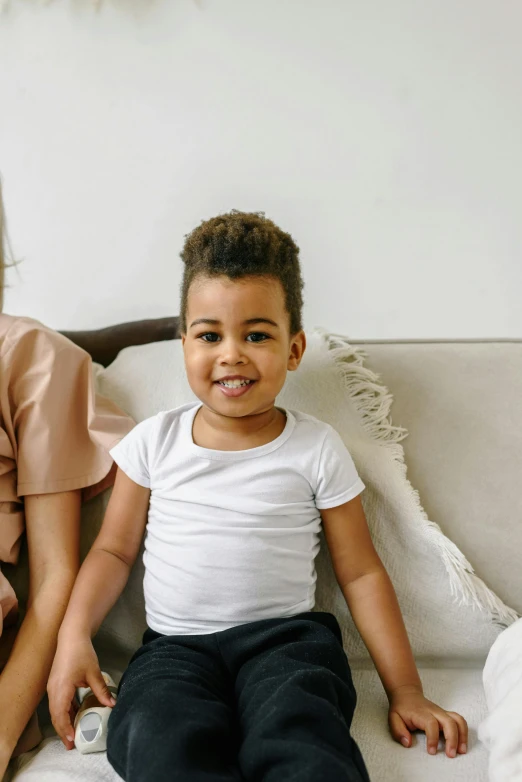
[244,318,279,328]
[189,318,280,329]
[189,318,220,328]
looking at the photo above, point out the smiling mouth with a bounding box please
[214,377,257,397]
[215,379,256,388]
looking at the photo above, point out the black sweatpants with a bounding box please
[107,611,370,782]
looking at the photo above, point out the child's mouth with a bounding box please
[214,379,256,398]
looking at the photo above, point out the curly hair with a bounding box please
[180,211,304,334]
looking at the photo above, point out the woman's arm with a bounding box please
[321,496,468,758]
[60,317,181,367]
[48,469,150,748]
[0,490,81,768]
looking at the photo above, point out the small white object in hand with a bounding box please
[74,672,117,755]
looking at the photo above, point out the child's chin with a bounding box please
[210,394,268,416]
[215,399,256,415]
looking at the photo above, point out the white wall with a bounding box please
[1,0,522,338]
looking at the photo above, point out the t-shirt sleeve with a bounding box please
[109,416,158,489]
[314,426,365,510]
[6,321,135,498]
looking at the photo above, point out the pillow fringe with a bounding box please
[320,329,519,629]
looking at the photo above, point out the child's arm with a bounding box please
[47,469,150,750]
[321,495,468,758]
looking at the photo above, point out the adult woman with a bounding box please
[0,186,134,776]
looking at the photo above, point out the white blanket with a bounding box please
[479,618,522,782]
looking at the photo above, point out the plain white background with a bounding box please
[1,0,521,337]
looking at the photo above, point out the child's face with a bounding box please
[182,275,306,418]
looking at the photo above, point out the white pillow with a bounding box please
[84,330,515,679]
[478,618,522,782]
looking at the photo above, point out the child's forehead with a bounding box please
[186,275,290,328]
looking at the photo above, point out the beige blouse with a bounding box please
[0,314,135,636]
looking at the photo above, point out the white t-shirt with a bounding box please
[110,402,364,636]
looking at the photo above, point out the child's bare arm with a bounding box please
[321,496,468,758]
[57,469,150,638]
[48,469,150,748]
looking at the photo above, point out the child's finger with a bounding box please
[447,711,468,754]
[88,668,116,708]
[389,711,412,747]
[49,685,76,749]
[437,713,459,758]
[412,714,440,755]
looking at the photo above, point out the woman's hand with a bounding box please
[388,684,468,758]
[48,635,115,750]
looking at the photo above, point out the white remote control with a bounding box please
[74,672,117,754]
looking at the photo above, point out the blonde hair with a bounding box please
[0,177,15,313]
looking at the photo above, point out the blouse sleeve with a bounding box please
[3,318,135,499]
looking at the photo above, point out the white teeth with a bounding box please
[218,379,252,388]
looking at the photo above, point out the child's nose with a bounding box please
[219,339,247,365]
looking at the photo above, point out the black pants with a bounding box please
[107,612,370,782]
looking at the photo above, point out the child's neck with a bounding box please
[192,404,286,451]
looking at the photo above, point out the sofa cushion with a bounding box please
[357,341,522,615]
[352,667,488,782]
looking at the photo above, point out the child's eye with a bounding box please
[246,332,270,343]
[199,332,221,343]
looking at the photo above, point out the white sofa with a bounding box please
[341,339,521,781]
[7,336,521,782]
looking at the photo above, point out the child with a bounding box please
[49,211,467,782]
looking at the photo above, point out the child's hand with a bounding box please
[48,635,116,750]
[388,685,468,758]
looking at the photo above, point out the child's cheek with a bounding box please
[192,353,213,382]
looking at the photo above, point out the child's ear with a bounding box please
[287,331,306,371]
[181,334,186,346]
